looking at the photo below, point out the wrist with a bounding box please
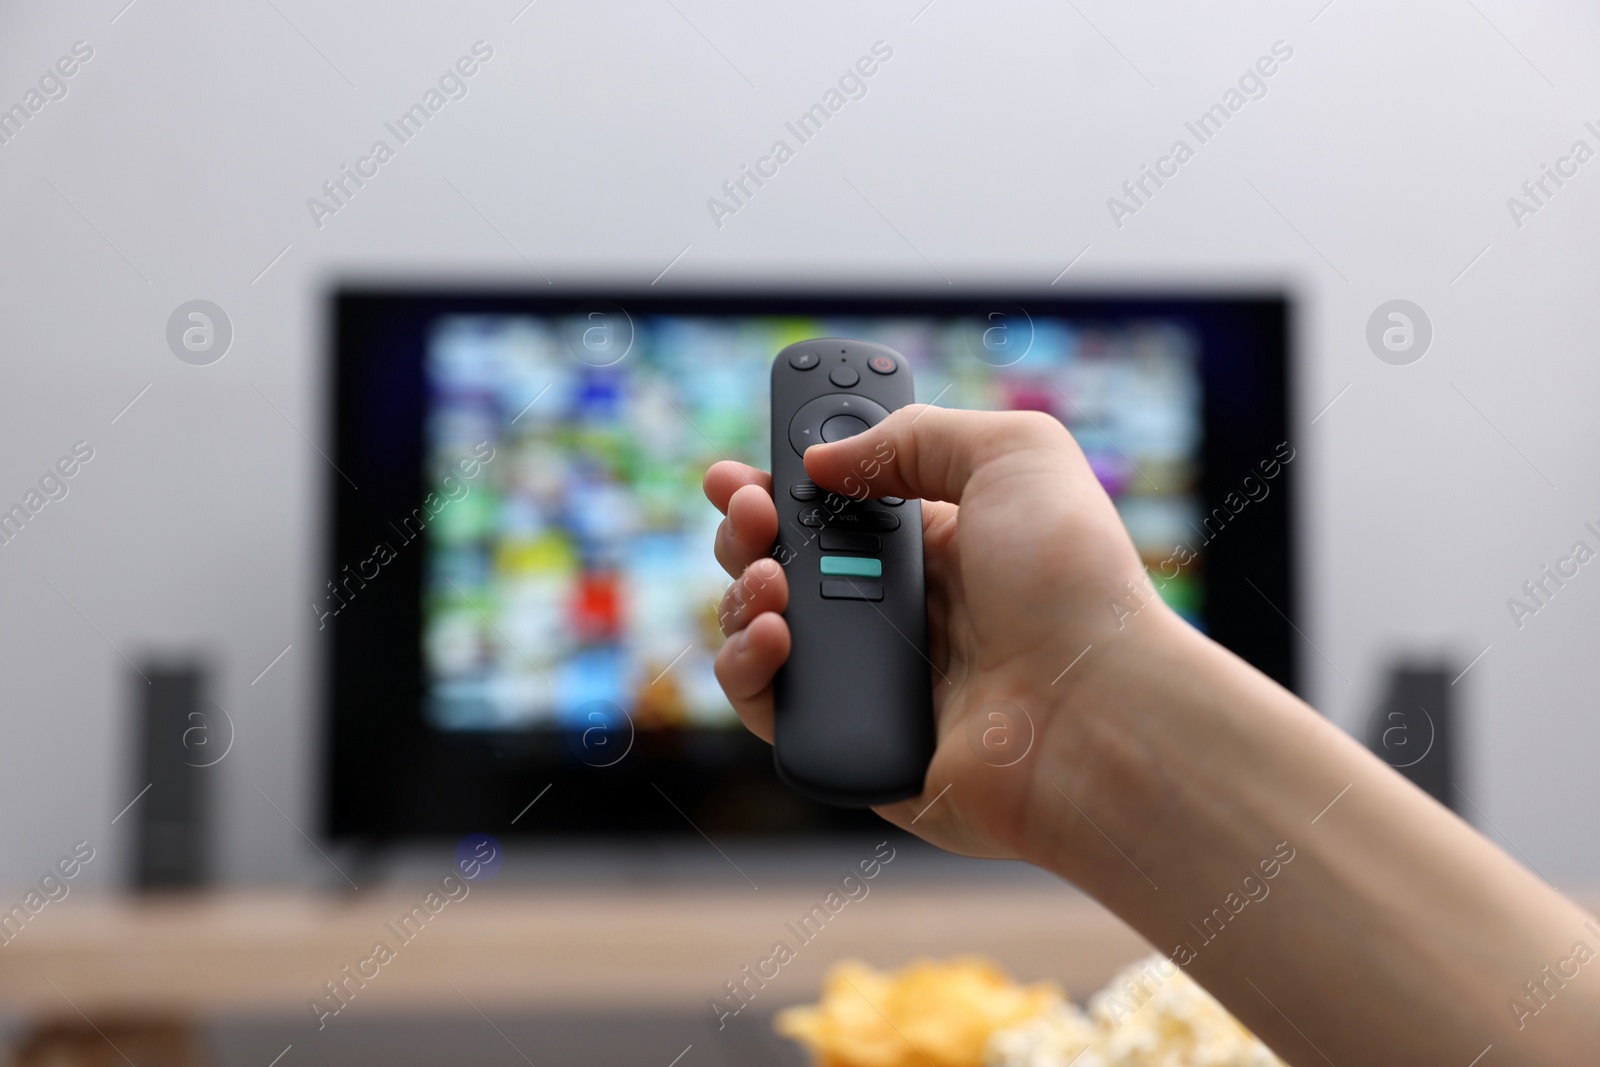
[1015,605,1233,888]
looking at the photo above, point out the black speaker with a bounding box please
[1366,661,1455,810]
[131,663,213,888]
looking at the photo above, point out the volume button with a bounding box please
[797,507,900,531]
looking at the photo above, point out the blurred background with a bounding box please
[1,0,1597,1064]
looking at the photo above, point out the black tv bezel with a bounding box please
[324,288,1296,842]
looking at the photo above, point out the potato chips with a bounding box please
[775,958,1063,1067]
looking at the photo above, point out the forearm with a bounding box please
[1038,608,1600,1065]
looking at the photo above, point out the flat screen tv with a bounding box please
[325,290,1294,839]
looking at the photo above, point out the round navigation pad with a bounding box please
[821,414,869,442]
[788,393,891,456]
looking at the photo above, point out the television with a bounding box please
[324,290,1294,840]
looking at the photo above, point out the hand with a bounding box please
[703,405,1170,865]
[710,407,1600,1066]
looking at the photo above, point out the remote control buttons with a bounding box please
[788,393,890,456]
[788,349,820,370]
[820,414,869,442]
[790,480,819,501]
[869,355,897,375]
[798,507,900,530]
[820,556,882,578]
[880,496,904,506]
[829,365,860,387]
[819,530,880,552]
[820,580,883,601]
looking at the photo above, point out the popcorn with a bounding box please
[982,1003,1098,1067]
[775,958,1064,1067]
[986,955,1286,1067]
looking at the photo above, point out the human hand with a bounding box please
[703,405,1174,865]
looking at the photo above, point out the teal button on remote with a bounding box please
[820,556,882,578]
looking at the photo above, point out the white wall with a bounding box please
[0,0,1596,887]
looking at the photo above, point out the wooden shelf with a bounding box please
[0,886,1152,1019]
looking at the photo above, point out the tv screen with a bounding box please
[327,291,1293,839]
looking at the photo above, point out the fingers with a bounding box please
[802,405,1070,505]
[716,557,787,637]
[703,461,771,512]
[704,463,785,743]
[713,611,787,744]
[714,557,788,745]
[712,484,778,578]
[705,463,779,578]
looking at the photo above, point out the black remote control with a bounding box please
[768,338,934,807]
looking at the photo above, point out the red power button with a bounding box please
[869,355,897,375]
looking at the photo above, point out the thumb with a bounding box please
[802,405,1068,504]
